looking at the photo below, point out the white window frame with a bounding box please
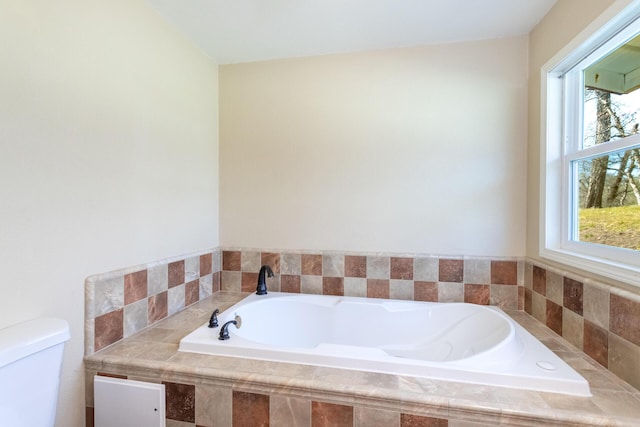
[541,0,640,286]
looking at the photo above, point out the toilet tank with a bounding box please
[0,318,70,427]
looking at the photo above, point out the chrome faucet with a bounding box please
[256,264,274,295]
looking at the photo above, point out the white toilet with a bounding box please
[0,318,70,427]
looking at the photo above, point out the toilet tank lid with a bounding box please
[0,318,70,368]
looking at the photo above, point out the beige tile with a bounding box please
[148,264,169,296]
[281,253,302,275]
[323,253,345,277]
[583,282,609,330]
[367,256,390,279]
[545,270,563,305]
[220,271,241,292]
[344,277,367,297]
[463,258,490,284]
[437,282,463,302]
[241,250,261,272]
[124,298,148,338]
[390,280,413,300]
[270,395,311,427]
[532,292,546,324]
[591,389,640,420]
[195,384,232,427]
[301,275,322,294]
[414,257,438,282]
[166,420,194,427]
[524,261,533,290]
[562,308,583,350]
[354,407,399,427]
[609,333,640,390]
[490,284,517,310]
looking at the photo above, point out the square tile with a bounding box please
[301,275,323,294]
[438,282,463,302]
[148,264,168,296]
[367,279,390,299]
[241,250,261,272]
[124,270,148,305]
[367,256,390,279]
[391,257,413,280]
[414,257,438,282]
[301,254,322,276]
[281,253,302,275]
[164,382,195,423]
[464,284,489,305]
[312,401,353,427]
[563,277,583,316]
[584,282,610,330]
[546,299,563,336]
[532,266,546,296]
[323,253,345,277]
[148,291,168,324]
[168,260,185,288]
[439,259,463,283]
[414,281,438,302]
[390,280,413,300]
[281,275,301,293]
[345,255,367,278]
[233,391,269,427]
[323,277,344,296]
[222,251,241,271]
[94,309,123,351]
[463,258,490,284]
[261,252,281,274]
[200,253,213,276]
[491,260,517,285]
[344,278,367,297]
[584,319,608,368]
[610,293,640,346]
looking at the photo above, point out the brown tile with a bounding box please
[391,257,413,280]
[610,293,640,346]
[261,252,281,274]
[367,279,390,299]
[124,270,148,305]
[168,260,185,288]
[185,280,199,306]
[164,381,195,423]
[323,277,344,296]
[223,251,241,271]
[212,271,221,293]
[464,284,489,305]
[532,266,546,296]
[97,372,127,379]
[200,253,213,276]
[563,277,583,316]
[281,275,301,293]
[414,281,438,302]
[584,319,608,368]
[241,272,258,293]
[491,260,517,285]
[524,287,532,314]
[546,299,563,336]
[400,413,448,427]
[86,407,94,427]
[233,391,269,427]
[345,255,367,278]
[311,401,353,427]
[302,254,323,276]
[94,309,123,352]
[148,291,168,324]
[438,259,463,283]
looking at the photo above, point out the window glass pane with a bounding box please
[574,147,640,250]
[583,35,640,149]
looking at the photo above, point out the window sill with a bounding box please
[540,247,640,287]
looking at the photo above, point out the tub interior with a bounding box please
[179,292,591,397]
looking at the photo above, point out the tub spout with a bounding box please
[218,320,237,340]
[256,265,274,295]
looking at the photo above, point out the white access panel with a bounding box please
[94,376,165,427]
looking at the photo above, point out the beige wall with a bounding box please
[220,37,528,256]
[526,0,629,265]
[0,1,218,426]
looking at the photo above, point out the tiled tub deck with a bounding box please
[84,292,640,427]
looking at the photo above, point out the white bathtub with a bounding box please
[179,292,591,396]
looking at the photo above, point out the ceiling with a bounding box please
[147,0,557,64]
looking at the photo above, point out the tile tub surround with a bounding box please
[219,249,524,311]
[84,292,640,427]
[524,260,640,391]
[85,249,221,354]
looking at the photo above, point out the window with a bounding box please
[542,3,640,285]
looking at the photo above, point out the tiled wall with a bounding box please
[85,249,221,354]
[219,249,524,310]
[86,373,451,427]
[524,259,640,390]
[85,248,639,391]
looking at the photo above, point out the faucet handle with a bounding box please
[208,309,219,328]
